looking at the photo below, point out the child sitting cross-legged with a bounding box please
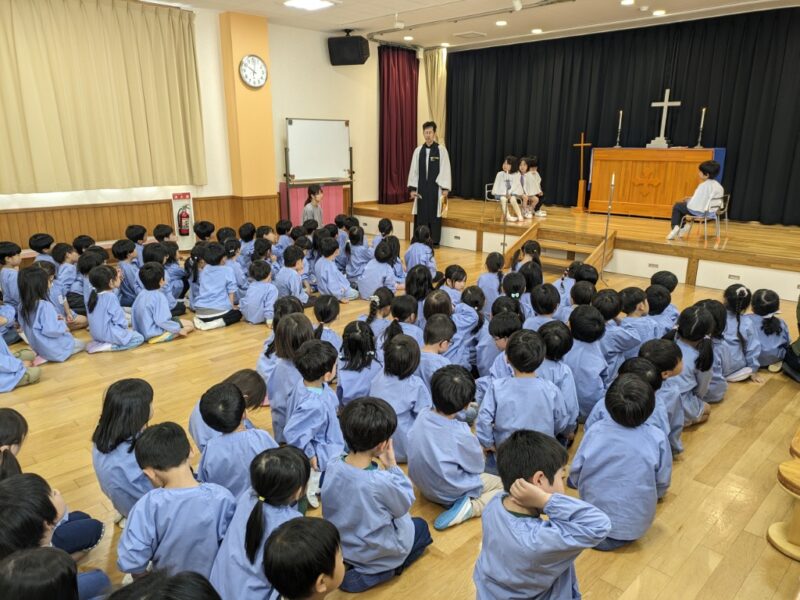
[472,430,611,599]
[322,397,432,593]
[407,365,503,531]
[131,262,194,343]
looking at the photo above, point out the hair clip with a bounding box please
[369,295,379,303]
[367,350,375,357]
[258,496,266,502]
[763,311,780,318]
[703,334,711,340]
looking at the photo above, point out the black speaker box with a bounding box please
[328,35,370,65]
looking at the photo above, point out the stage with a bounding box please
[353,199,800,300]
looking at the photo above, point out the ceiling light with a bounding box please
[652,9,666,16]
[496,20,508,27]
[531,28,543,34]
[403,35,414,41]
[512,0,523,11]
[441,42,450,47]
[283,0,333,11]
[620,0,634,5]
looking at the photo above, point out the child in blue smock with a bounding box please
[345,226,374,285]
[404,225,440,280]
[0,242,22,314]
[322,398,432,593]
[255,297,303,389]
[359,287,393,340]
[593,289,641,384]
[556,261,581,309]
[385,235,406,284]
[112,239,143,307]
[563,305,609,420]
[437,264,466,305]
[408,365,503,531]
[694,299,729,403]
[313,295,343,353]
[404,264,434,331]
[198,383,278,499]
[369,335,431,463]
[283,340,344,508]
[477,252,504,320]
[118,422,236,578]
[35,261,85,332]
[523,283,559,331]
[477,330,571,461]
[337,320,382,407]
[502,271,531,319]
[651,270,680,324]
[186,243,206,311]
[86,266,145,353]
[474,298,523,378]
[124,225,147,268]
[554,279,594,323]
[315,237,359,302]
[0,335,39,392]
[132,263,194,342]
[273,245,309,305]
[224,238,249,301]
[569,374,672,550]
[748,288,791,368]
[722,284,762,382]
[139,243,186,318]
[640,339,688,453]
[646,284,677,338]
[237,222,256,270]
[473,430,611,599]
[620,287,662,359]
[358,241,399,299]
[193,242,243,330]
[370,218,393,249]
[16,266,85,362]
[272,219,293,265]
[518,262,541,320]
[29,232,56,266]
[0,299,19,346]
[240,260,278,325]
[91,379,155,524]
[415,314,455,392]
[267,313,315,444]
[537,321,579,440]
[209,446,309,600]
[53,242,79,296]
[380,295,424,352]
[333,215,350,272]
[162,241,187,299]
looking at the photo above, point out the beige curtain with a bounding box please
[0,0,206,194]
[424,48,447,145]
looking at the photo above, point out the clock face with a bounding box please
[239,55,268,89]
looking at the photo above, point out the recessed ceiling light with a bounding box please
[496,20,508,27]
[620,0,635,5]
[441,42,450,47]
[403,35,414,41]
[531,28,543,34]
[283,0,333,11]
[652,9,666,16]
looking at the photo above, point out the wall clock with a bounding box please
[239,54,268,89]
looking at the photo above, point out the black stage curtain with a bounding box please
[446,8,800,226]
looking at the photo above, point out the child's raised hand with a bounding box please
[377,439,397,469]
[510,478,552,510]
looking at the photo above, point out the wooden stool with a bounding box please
[768,460,800,560]
[790,430,800,459]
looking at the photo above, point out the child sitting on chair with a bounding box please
[667,160,723,240]
[491,156,523,222]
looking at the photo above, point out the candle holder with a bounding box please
[614,127,622,148]
[694,126,704,149]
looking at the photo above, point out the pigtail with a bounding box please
[496,271,504,294]
[662,328,677,342]
[0,449,22,481]
[382,319,403,352]
[366,296,379,324]
[734,288,748,354]
[695,338,713,372]
[510,249,522,272]
[761,316,783,336]
[314,323,324,339]
[461,286,486,335]
[244,500,265,564]
[87,289,98,313]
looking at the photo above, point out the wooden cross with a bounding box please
[572,131,592,212]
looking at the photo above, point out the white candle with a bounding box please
[618,109,623,130]
[699,107,706,130]
[611,173,615,185]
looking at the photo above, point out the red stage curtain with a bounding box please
[379,46,418,205]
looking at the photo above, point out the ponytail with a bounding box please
[752,289,783,337]
[341,321,376,372]
[461,286,486,335]
[245,499,266,564]
[671,306,715,372]
[87,289,98,313]
[87,265,117,313]
[724,285,751,354]
[695,337,714,372]
[760,316,783,336]
[0,448,22,481]
[496,271,504,294]
[366,298,379,324]
[382,319,403,352]
[314,323,324,339]
[510,249,522,272]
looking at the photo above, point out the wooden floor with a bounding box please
[7,240,800,599]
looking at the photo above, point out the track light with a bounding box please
[512,0,523,11]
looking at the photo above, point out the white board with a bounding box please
[286,118,350,182]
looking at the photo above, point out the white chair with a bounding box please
[481,183,504,223]
[681,194,729,243]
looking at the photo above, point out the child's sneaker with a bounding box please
[434,495,474,530]
[86,341,113,354]
[768,361,783,373]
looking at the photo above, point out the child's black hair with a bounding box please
[263,517,341,600]
[162,241,179,265]
[0,473,58,560]
[193,220,215,240]
[619,287,647,315]
[28,233,54,254]
[506,329,545,373]
[751,289,783,336]
[302,220,318,236]
[485,252,505,294]
[290,227,305,242]
[488,312,522,340]
[252,238,272,261]
[323,223,338,238]
[639,338,682,374]
[248,260,271,282]
[574,263,599,285]
[605,373,655,428]
[437,264,466,289]
[373,240,392,264]
[663,306,714,372]
[502,271,526,301]
[34,261,56,281]
[276,220,293,236]
[496,430,568,492]
[0,408,27,482]
[294,340,338,382]
[319,237,339,259]
[383,295,419,350]
[142,242,168,265]
[86,265,118,312]
[592,289,622,321]
[344,216,358,230]
[411,225,435,253]
[366,287,393,324]
[216,227,237,244]
[461,285,486,334]
[531,283,560,316]
[383,335,421,379]
[256,225,274,239]
[134,422,190,471]
[431,365,475,415]
[313,295,340,340]
[385,236,402,270]
[87,245,110,261]
[345,226,365,256]
[72,235,95,255]
[223,238,241,259]
[0,546,78,600]
[339,397,397,452]
[341,321,377,372]
[405,265,433,302]
[334,214,347,229]
[491,295,524,321]
[282,245,305,268]
[111,239,136,261]
[124,225,146,245]
[377,218,393,236]
[650,270,678,292]
[16,266,49,325]
[570,281,596,306]
[695,299,726,339]
[519,262,543,296]
[51,243,74,265]
[239,222,256,243]
[724,284,752,355]
[203,242,226,266]
[618,357,663,392]
[153,224,174,242]
[423,313,456,346]
[503,154,519,171]
[264,297,305,358]
[224,369,268,412]
[274,313,314,362]
[304,184,323,206]
[699,160,721,178]
[0,242,21,265]
[645,284,671,316]
[538,320,573,361]
[422,289,453,320]
[245,447,311,564]
[510,240,541,272]
[77,251,105,279]
[569,305,606,343]
[186,242,207,284]
[105,571,219,600]
[199,382,246,434]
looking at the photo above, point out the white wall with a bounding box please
[0,8,232,210]
[268,24,379,203]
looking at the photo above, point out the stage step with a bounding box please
[539,239,596,254]
[540,256,574,272]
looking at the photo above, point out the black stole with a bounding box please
[418,142,440,186]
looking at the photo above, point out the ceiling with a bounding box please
[177,0,795,50]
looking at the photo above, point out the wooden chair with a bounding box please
[680,194,730,243]
[767,459,800,560]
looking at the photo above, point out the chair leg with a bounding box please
[768,487,800,560]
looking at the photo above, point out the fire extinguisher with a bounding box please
[178,204,191,236]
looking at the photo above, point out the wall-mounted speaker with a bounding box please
[328,35,370,65]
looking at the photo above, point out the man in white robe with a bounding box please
[407,121,452,245]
